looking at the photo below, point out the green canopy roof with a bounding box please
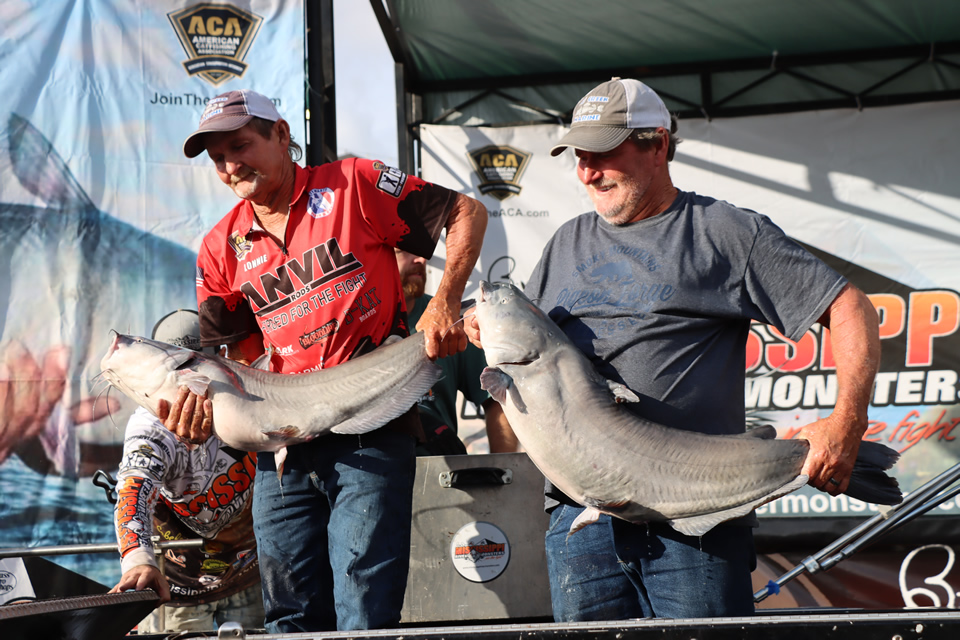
[373,0,960,167]
[372,0,960,120]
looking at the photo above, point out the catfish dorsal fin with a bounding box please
[249,346,274,371]
[8,114,96,210]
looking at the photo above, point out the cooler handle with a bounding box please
[439,467,513,488]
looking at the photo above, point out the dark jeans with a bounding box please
[545,504,756,620]
[252,431,416,633]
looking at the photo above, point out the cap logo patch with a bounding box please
[168,3,264,86]
[306,188,335,218]
[199,107,223,123]
[587,96,610,103]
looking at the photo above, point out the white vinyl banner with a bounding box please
[421,100,960,520]
[420,124,594,297]
[422,100,960,295]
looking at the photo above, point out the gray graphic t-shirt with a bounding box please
[525,191,847,510]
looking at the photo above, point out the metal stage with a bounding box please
[140,610,960,640]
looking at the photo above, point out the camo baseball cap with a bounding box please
[550,78,671,157]
[152,309,217,355]
[183,89,282,158]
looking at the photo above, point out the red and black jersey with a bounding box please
[196,158,456,374]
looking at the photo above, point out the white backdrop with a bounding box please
[422,100,960,517]
[422,100,960,297]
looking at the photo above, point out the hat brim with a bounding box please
[182,114,255,158]
[550,126,633,157]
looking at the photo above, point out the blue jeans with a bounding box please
[546,504,756,620]
[545,505,644,621]
[252,431,416,633]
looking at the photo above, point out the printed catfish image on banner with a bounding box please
[0,114,199,582]
[168,3,264,85]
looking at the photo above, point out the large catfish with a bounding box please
[100,331,441,472]
[474,281,901,537]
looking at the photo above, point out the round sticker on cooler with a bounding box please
[306,188,335,218]
[449,521,510,583]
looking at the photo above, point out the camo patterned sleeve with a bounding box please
[351,158,457,260]
[114,408,175,573]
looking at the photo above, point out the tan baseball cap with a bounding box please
[151,309,217,355]
[551,78,670,156]
[183,89,282,158]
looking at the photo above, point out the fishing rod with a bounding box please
[754,459,960,603]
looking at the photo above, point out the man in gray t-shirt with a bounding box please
[466,78,880,620]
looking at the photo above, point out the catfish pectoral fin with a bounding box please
[480,367,527,412]
[275,446,288,485]
[606,380,639,403]
[568,507,603,537]
[480,366,510,402]
[177,370,212,396]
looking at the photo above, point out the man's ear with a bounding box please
[275,118,291,146]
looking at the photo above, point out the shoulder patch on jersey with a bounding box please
[376,166,407,198]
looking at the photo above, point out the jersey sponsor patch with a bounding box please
[299,318,339,349]
[306,188,335,218]
[376,166,407,198]
[121,444,165,477]
[229,231,254,260]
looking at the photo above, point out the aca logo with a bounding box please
[468,145,532,201]
[168,3,264,86]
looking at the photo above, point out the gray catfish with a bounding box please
[474,281,901,537]
[100,331,441,471]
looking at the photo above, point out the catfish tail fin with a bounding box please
[845,440,902,505]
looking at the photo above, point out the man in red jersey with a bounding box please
[168,90,486,633]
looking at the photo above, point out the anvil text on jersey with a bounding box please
[242,238,361,316]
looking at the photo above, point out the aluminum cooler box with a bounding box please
[401,452,552,623]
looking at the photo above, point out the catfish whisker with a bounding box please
[92,383,120,430]
[441,315,467,341]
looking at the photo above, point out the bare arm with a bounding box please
[161,334,265,443]
[797,283,880,495]
[483,400,521,453]
[416,193,487,359]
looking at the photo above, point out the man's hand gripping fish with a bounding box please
[473,281,901,537]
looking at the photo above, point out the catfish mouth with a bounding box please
[104,330,122,358]
[497,357,535,367]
